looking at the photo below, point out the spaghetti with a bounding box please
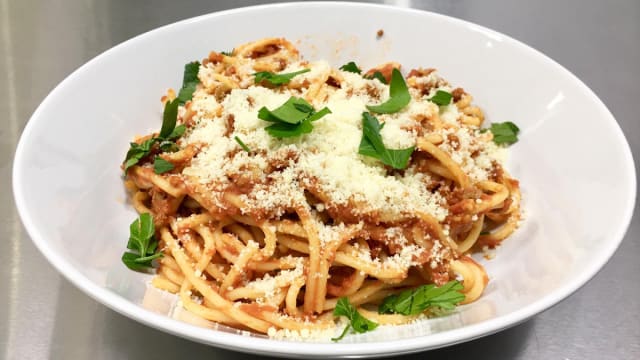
[123,38,521,339]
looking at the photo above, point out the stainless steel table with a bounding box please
[2,1,638,359]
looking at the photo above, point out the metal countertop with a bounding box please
[2,1,639,359]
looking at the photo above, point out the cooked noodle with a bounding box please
[124,38,521,338]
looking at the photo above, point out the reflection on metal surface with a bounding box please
[1,0,20,358]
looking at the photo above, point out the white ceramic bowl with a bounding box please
[12,2,636,358]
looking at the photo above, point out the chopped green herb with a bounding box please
[153,157,174,174]
[123,63,193,173]
[234,136,251,153]
[429,90,453,106]
[258,97,331,138]
[364,71,387,84]
[306,107,331,122]
[121,213,162,271]
[123,137,155,172]
[167,124,186,140]
[254,68,310,86]
[358,112,415,169]
[339,61,362,74]
[366,68,410,114]
[158,140,179,153]
[176,61,201,105]
[220,49,234,56]
[331,297,378,341]
[159,99,179,139]
[487,121,520,145]
[259,97,314,124]
[123,96,188,173]
[264,120,313,138]
[378,280,465,315]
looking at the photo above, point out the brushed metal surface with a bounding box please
[2,1,638,359]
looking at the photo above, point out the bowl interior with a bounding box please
[13,2,635,357]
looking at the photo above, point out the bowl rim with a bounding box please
[12,1,637,357]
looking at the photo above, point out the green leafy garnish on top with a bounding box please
[159,98,180,138]
[176,61,201,105]
[123,60,194,174]
[429,90,453,106]
[123,137,156,173]
[123,97,186,173]
[121,213,162,271]
[358,112,415,169]
[254,68,311,86]
[258,97,331,138]
[339,61,362,74]
[366,68,411,114]
[378,280,465,315]
[331,297,378,342]
[234,136,251,153]
[485,121,520,145]
[153,157,174,174]
[364,71,387,84]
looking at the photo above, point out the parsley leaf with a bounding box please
[258,97,331,138]
[331,297,378,341]
[366,68,410,114]
[340,61,362,74]
[153,157,174,174]
[123,137,155,172]
[123,99,185,173]
[253,68,310,86]
[487,121,520,145]
[259,97,314,124]
[159,99,180,138]
[166,124,186,140]
[358,112,415,169]
[264,120,314,138]
[121,213,162,271]
[176,61,201,105]
[378,280,465,315]
[123,61,193,173]
[364,71,387,84]
[234,136,251,153]
[429,90,453,106]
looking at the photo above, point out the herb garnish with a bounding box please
[176,61,201,105]
[220,49,234,56]
[153,157,174,174]
[358,112,415,169]
[364,71,388,84]
[366,68,410,114]
[123,98,185,173]
[234,136,251,153]
[123,137,156,173]
[121,213,162,271]
[258,97,331,138]
[331,297,378,341]
[429,90,453,106]
[123,61,195,173]
[378,280,465,315]
[339,61,362,74]
[485,121,520,145]
[159,98,180,138]
[254,68,311,86]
